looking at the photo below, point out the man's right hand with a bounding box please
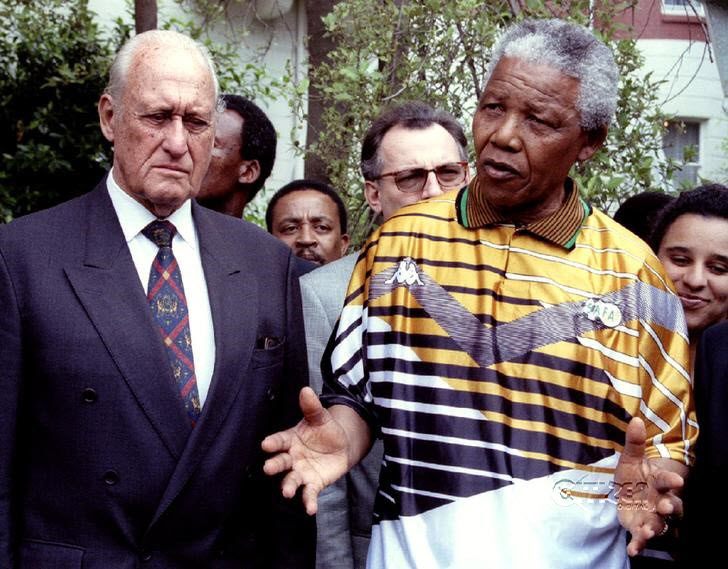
[262,387,353,515]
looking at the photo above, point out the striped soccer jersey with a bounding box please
[322,187,697,569]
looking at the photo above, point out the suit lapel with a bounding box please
[148,204,257,528]
[64,184,190,459]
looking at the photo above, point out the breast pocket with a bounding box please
[20,539,84,568]
[251,336,286,370]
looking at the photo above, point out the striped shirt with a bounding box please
[321,184,697,569]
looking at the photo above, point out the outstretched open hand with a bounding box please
[262,387,351,515]
[615,417,685,556]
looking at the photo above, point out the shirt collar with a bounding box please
[106,167,197,249]
[456,176,590,250]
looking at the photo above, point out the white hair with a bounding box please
[485,19,618,130]
[105,29,220,104]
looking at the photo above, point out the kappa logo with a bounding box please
[385,259,424,286]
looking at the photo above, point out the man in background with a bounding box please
[267,179,350,266]
[197,93,276,217]
[300,101,469,569]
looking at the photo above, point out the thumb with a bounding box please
[622,417,647,462]
[299,386,327,426]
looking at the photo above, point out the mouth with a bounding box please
[480,158,521,180]
[297,250,322,264]
[154,164,189,175]
[678,294,709,310]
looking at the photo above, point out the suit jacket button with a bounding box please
[81,388,98,403]
[140,550,152,562]
[102,470,119,485]
[265,387,277,402]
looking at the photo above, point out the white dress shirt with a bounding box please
[106,169,215,407]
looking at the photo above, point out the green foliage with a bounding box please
[0,0,286,223]
[297,0,677,244]
[0,0,125,222]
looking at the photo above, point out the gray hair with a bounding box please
[360,101,468,181]
[105,29,220,104]
[485,19,618,130]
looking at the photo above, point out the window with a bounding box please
[661,0,704,16]
[663,120,701,188]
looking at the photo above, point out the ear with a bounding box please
[464,162,472,185]
[238,159,261,185]
[98,93,116,143]
[339,233,350,257]
[364,180,383,215]
[577,126,608,162]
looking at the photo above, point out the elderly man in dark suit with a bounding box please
[0,29,313,568]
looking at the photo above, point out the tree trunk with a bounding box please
[304,0,338,183]
[135,0,158,33]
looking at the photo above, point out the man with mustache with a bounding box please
[267,179,350,266]
[262,18,695,569]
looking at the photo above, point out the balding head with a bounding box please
[105,29,220,103]
[98,30,218,217]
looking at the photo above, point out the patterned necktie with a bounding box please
[142,220,201,424]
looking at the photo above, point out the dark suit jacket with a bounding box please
[681,320,728,565]
[0,181,315,568]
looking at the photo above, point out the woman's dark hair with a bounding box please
[650,183,728,252]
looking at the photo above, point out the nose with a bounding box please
[162,116,189,158]
[296,224,316,247]
[490,113,522,152]
[422,170,445,198]
[682,264,707,290]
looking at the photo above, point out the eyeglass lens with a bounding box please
[395,163,466,192]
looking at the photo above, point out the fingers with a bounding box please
[302,483,320,516]
[626,512,664,556]
[280,469,305,498]
[261,429,292,454]
[279,469,321,516]
[263,451,293,476]
[299,386,327,426]
[652,469,684,494]
[627,526,651,557]
[622,417,647,462]
[656,493,683,518]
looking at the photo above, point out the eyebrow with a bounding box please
[277,216,303,225]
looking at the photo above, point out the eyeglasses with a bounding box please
[374,162,468,193]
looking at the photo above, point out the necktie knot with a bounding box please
[143,220,177,249]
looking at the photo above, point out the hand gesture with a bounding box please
[262,387,351,515]
[615,417,685,556]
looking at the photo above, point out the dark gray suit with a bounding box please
[300,254,383,569]
[0,181,314,568]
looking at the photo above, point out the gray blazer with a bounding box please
[300,254,383,569]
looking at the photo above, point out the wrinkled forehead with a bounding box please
[125,42,215,100]
[274,190,341,221]
[379,124,464,169]
[482,57,581,111]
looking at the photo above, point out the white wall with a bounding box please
[638,38,728,184]
[87,0,307,220]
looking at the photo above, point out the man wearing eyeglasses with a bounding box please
[298,101,468,569]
